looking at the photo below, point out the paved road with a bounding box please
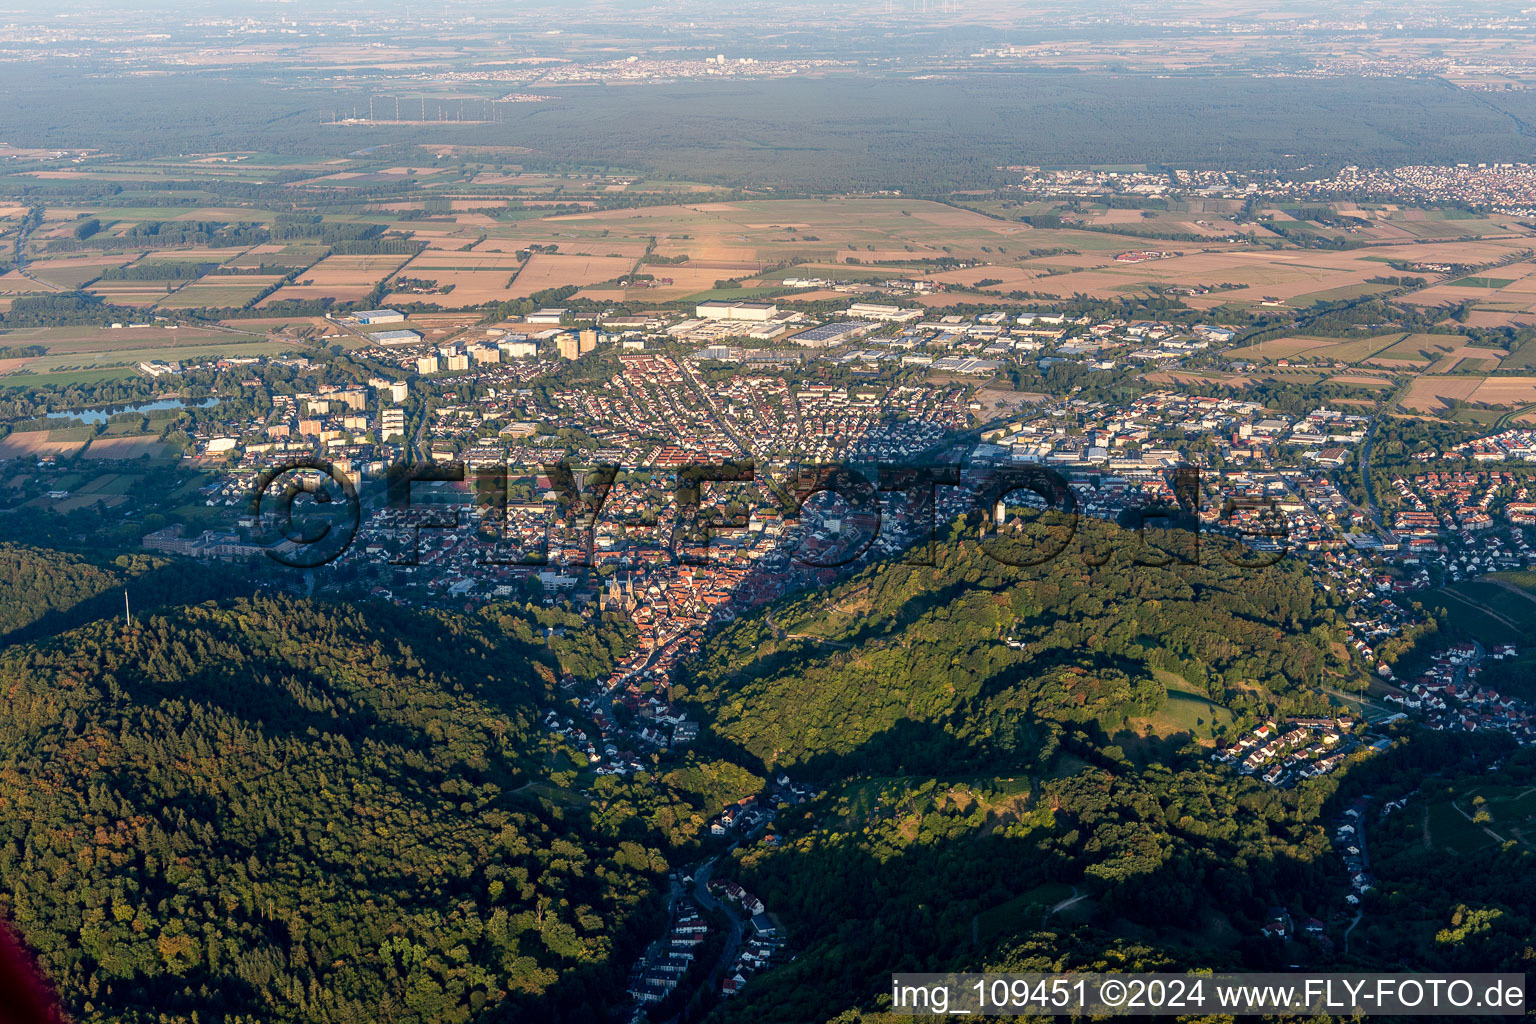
[1342,804,1373,952]
[1343,909,1364,953]
[678,359,761,462]
[689,852,744,999]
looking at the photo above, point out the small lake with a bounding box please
[43,397,221,426]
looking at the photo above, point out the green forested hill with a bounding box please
[718,765,1340,1024]
[724,741,1536,1024]
[684,521,1536,1024]
[0,595,665,1024]
[680,518,1348,778]
[0,544,134,644]
[676,519,1378,1022]
[0,543,252,647]
[0,516,1518,1024]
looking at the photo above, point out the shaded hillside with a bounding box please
[0,544,128,643]
[0,596,666,1024]
[679,517,1351,778]
[0,544,251,647]
[714,764,1343,1024]
[683,522,1533,1024]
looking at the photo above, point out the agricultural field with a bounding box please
[13,252,145,290]
[1144,369,1258,388]
[1325,372,1397,390]
[88,280,185,306]
[0,324,298,378]
[1370,333,1508,371]
[1235,328,1519,405]
[1335,207,1524,242]
[9,169,1536,329]
[0,429,89,459]
[82,435,174,460]
[260,253,414,304]
[1398,375,1536,413]
[476,235,652,259]
[510,253,635,297]
[548,198,1033,266]
[218,315,333,338]
[389,223,489,250]
[1235,333,1410,364]
[1459,308,1536,328]
[482,198,1536,307]
[155,276,285,309]
[1402,257,1536,313]
[382,246,526,306]
[223,243,324,268]
[995,240,1524,306]
[1064,205,1273,238]
[615,264,745,301]
[0,270,55,296]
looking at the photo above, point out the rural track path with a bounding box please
[1451,793,1510,845]
[1435,588,1523,633]
[1344,910,1364,953]
[968,885,1082,946]
[1046,888,1085,917]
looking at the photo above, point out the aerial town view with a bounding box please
[0,1,1533,1022]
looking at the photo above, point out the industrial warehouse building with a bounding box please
[372,329,423,345]
[695,300,779,321]
[353,309,406,325]
[788,320,878,347]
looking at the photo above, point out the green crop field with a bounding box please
[0,367,139,387]
[1448,276,1516,288]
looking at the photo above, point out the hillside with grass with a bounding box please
[678,523,1532,1024]
[679,516,1352,779]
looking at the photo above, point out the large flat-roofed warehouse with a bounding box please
[352,309,406,325]
[371,329,423,345]
[788,321,878,348]
[846,302,922,323]
[695,300,779,321]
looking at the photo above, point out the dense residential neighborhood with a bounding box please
[40,298,1529,789]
